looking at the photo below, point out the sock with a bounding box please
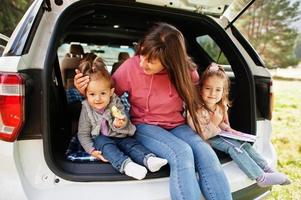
[124,161,147,180]
[263,165,275,173]
[256,172,291,187]
[146,156,168,172]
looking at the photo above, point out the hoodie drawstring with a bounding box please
[145,75,172,112]
[168,82,172,97]
[146,75,154,112]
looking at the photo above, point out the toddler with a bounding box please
[77,57,167,180]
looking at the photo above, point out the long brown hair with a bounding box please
[137,22,203,138]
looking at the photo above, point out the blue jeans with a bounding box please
[208,135,269,180]
[135,124,232,200]
[94,135,154,173]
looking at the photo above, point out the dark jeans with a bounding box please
[94,135,154,173]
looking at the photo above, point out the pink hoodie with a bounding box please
[112,55,198,129]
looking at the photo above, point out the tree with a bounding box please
[235,0,300,68]
[295,34,301,60]
[0,0,31,37]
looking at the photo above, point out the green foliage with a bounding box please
[266,80,301,199]
[235,0,300,68]
[295,34,301,59]
[196,35,229,65]
[0,0,32,37]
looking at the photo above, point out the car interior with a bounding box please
[43,2,256,181]
[60,44,85,88]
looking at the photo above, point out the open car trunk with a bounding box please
[43,1,256,182]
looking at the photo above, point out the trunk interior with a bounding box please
[43,1,256,182]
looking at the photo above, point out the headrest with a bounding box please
[70,44,84,56]
[118,52,130,61]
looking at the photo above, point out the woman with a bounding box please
[74,22,232,200]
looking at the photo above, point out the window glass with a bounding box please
[0,34,9,56]
[196,35,229,65]
[57,43,135,72]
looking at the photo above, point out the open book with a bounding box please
[219,131,257,142]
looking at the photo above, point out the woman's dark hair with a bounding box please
[137,22,203,138]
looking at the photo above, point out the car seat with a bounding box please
[111,52,130,75]
[60,44,84,88]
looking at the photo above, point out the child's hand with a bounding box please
[113,118,126,128]
[111,106,125,119]
[91,150,109,162]
[111,106,127,128]
[74,69,89,95]
[231,130,242,135]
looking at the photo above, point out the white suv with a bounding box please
[0,0,276,199]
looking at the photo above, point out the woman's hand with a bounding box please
[74,69,90,95]
[91,150,109,162]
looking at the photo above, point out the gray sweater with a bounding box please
[77,94,136,153]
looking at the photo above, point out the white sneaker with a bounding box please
[147,157,168,172]
[124,161,147,180]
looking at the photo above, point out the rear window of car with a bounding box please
[196,35,234,75]
[58,43,135,72]
[196,35,229,65]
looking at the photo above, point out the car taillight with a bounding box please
[0,73,25,142]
